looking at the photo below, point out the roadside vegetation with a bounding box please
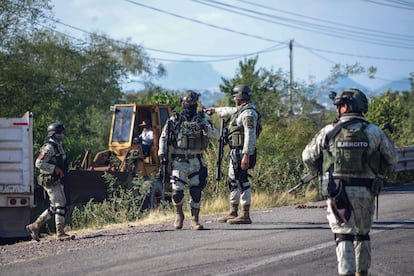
[1,0,414,235]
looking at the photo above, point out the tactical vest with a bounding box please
[323,121,370,175]
[173,113,209,150]
[228,104,261,148]
[37,141,66,187]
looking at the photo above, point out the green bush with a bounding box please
[70,173,152,229]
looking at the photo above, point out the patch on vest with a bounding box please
[245,116,254,129]
[336,141,369,148]
[333,123,369,174]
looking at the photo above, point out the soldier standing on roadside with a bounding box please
[205,84,260,224]
[302,88,397,276]
[158,90,218,230]
[26,123,74,241]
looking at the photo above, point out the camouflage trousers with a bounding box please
[41,181,67,225]
[227,156,251,206]
[171,156,206,209]
[327,186,375,275]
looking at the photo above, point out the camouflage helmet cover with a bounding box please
[47,123,65,137]
[231,84,252,100]
[334,88,368,114]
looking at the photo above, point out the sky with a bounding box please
[49,0,414,91]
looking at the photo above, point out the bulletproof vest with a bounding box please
[47,141,67,172]
[323,121,370,175]
[173,113,209,150]
[228,104,261,148]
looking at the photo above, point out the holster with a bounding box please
[328,178,352,223]
[371,176,384,196]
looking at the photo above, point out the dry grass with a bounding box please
[68,187,319,237]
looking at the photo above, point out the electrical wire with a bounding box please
[123,0,282,43]
[361,0,414,10]
[46,18,288,62]
[194,0,414,49]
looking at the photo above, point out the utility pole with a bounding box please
[288,39,294,116]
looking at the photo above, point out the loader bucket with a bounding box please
[66,170,130,205]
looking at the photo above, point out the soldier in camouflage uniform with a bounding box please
[158,90,218,230]
[26,123,74,241]
[206,84,260,224]
[302,88,397,276]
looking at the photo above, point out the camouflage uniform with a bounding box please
[215,104,258,203]
[158,91,218,230]
[26,123,73,241]
[214,85,259,224]
[302,89,397,275]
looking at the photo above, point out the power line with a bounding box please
[238,0,414,40]
[123,0,283,44]
[46,19,288,63]
[194,0,414,49]
[361,0,414,10]
[297,43,414,62]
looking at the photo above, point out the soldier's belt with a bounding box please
[334,177,373,187]
[172,153,202,159]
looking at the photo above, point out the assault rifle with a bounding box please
[216,118,228,184]
[288,173,318,193]
[159,120,172,185]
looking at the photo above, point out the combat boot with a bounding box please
[26,212,50,242]
[356,271,368,276]
[228,204,252,224]
[174,204,185,230]
[56,223,74,241]
[217,204,238,223]
[190,208,204,230]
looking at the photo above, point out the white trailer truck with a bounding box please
[0,112,34,238]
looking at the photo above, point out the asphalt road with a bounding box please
[2,183,413,276]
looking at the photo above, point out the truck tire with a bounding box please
[143,180,164,209]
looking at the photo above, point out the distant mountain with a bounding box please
[197,88,226,107]
[375,77,411,93]
[155,62,223,90]
[314,77,369,110]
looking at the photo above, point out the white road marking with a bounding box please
[218,220,412,276]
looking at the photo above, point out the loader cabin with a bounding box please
[109,103,171,166]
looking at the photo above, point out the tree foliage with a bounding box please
[1,10,165,161]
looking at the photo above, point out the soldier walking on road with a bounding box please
[206,84,261,224]
[26,123,74,241]
[302,88,397,276]
[158,90,218,230]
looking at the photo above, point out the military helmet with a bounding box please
[47,123,65,137]
[231,84,252,100]
[334,88,368,114]
[181,90,200,106]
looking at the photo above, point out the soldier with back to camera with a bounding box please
[302,88,397,276]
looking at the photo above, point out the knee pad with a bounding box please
[355,234,370,241]
[172,190,184,205]
[190,187,202,203]
[334,233,354,246]
[49,205,67,217]
[240,182,250,192]
[227,177,238,191]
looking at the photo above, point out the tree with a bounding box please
[0,0,51,49]
[0,30,165,161]
[219,56,287,120]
